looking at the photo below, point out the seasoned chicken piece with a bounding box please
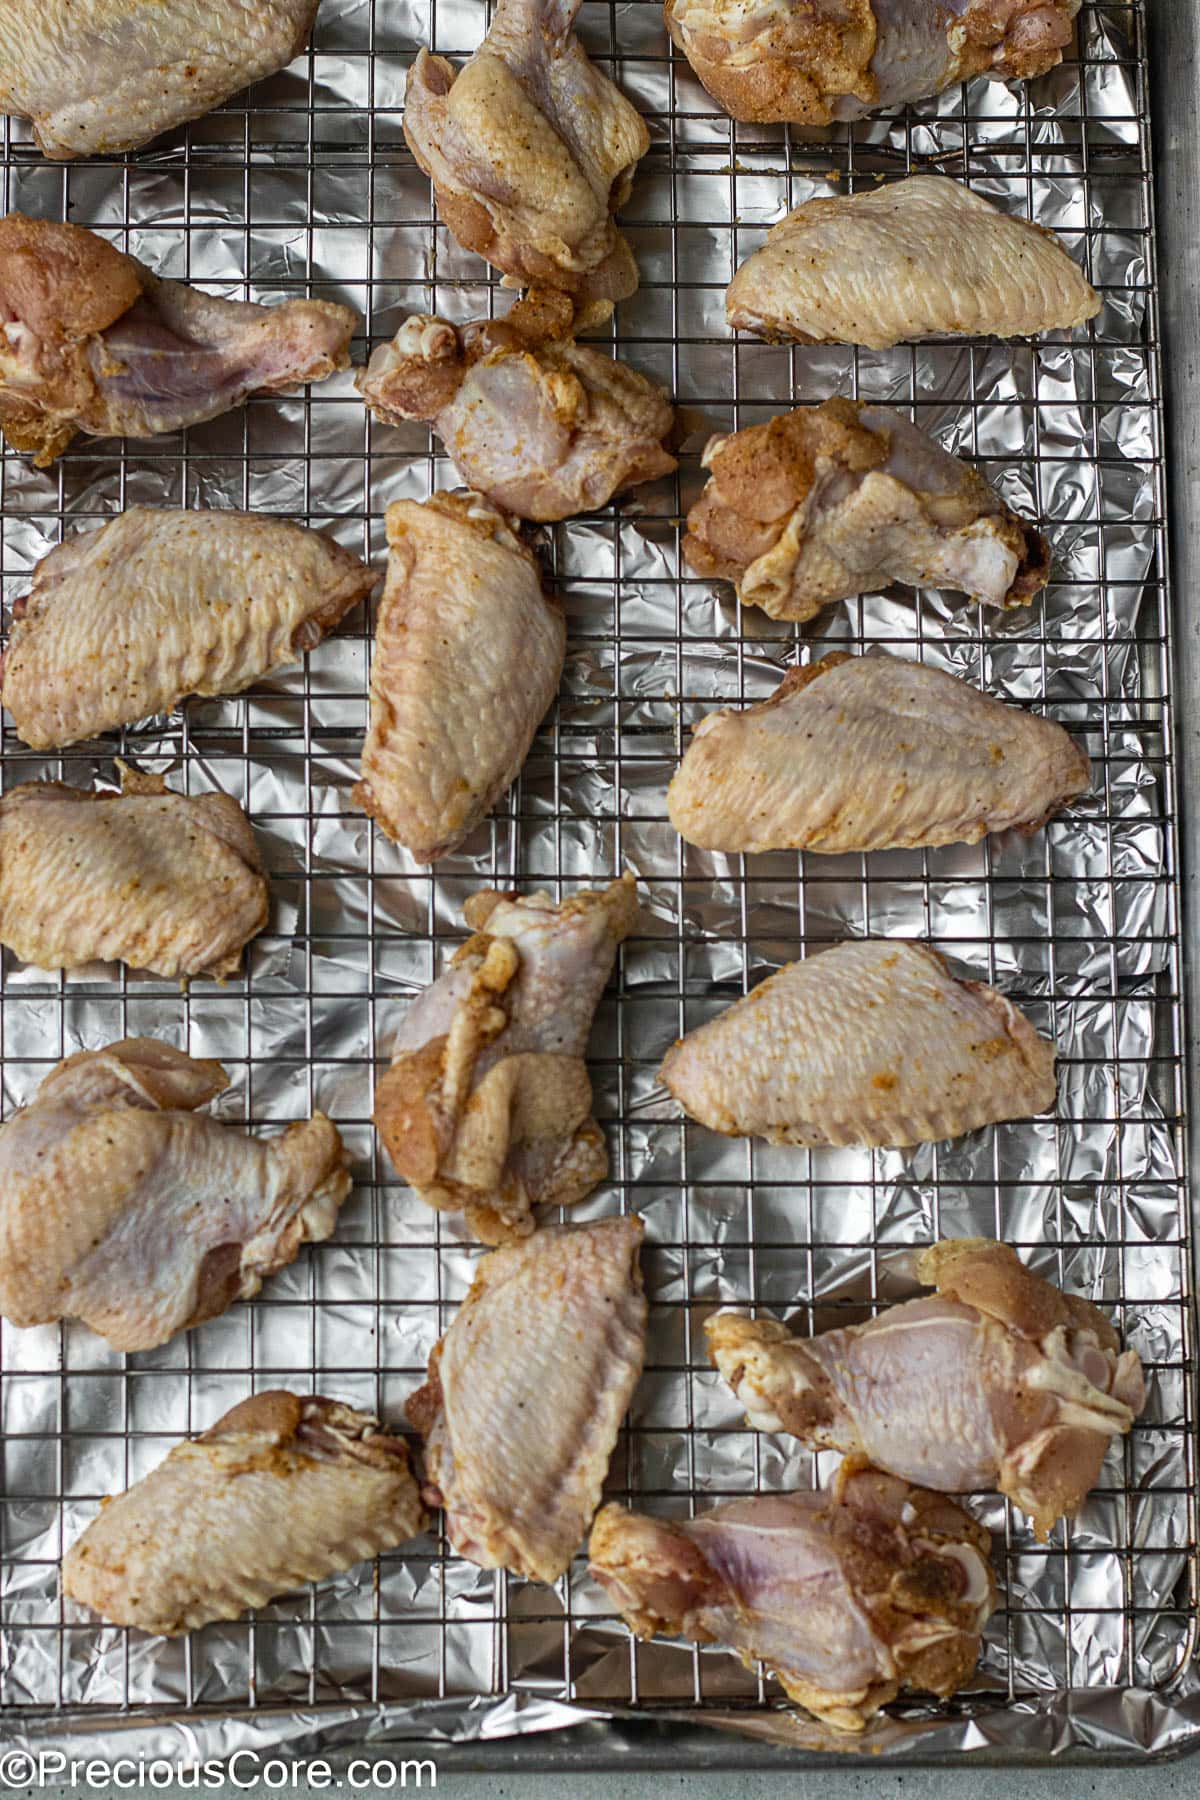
[0,767,267,979]
[707,1238,1146,1542]
[682,399,1050,618]
[356,307,676,522]
[374,875,638,1243]
[408,1217,646,1583]
[0,1040,351,1351]
[726,177,1099,347]
[353,492,564,859]
[63,1392,425,1635]
[404,0,650,323]
[0,215,356,465]
[665,0,1079,126]
[1,509,377,750]
[0,1,320,160]
[589,1464,995,1732]
[668,652,1089,855]
[661,939,1056,1148]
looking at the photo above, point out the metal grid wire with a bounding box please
[0,0,1195,1751]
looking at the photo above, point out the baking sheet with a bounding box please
[1,0,1196,1764]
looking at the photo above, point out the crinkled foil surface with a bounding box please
[0,0,1195,1766]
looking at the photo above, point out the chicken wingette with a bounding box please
[726,177,1099,347]
[63,1392,425,1635]
[0,1040,351,1350]
[0,1,321,159]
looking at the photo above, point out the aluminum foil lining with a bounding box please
[1,0,1194,1765]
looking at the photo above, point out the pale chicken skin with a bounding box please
[353,493,565,860]
[668,652,1090,855]
[0,1,321,160]
[0,767,267,980]
[0,1040,351,1351]
[356,306,677,522]
[374,875,638,1244]
[665,0,1080,126]
[0,215,356,465]
[1,508,377,749]
[682,399,1051,619]
[408,1217,646,1583]
[660,938,1057,1148]
[707,1238,1146,1541]
[63,1392,426,1636]
[726,176,1100,347]
[589,1464,996,1732]
[404,0,651,322]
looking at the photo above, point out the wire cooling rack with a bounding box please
[1,0,1196,1764]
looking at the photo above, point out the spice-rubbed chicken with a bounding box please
[356,305,676,522]
[375,875,638,1243]
[1,509,377,749]
[666,0,1079,127]
[0,1040,351,1351]
[707,1238,1146,1541]
[682,400,1050,619]
[354,493,564,860]
[0,1,321,160]
[668,652,1090,855]
[404,0,650,323]
[589,1464,996,1733]
[63,1392,425,1635]
[726,177,1099,347]
[0,215,356,465]
[409,1217,646,1583]
[0,767,267,979]
[661,939,1056,1148]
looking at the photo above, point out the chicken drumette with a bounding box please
[707,1238,1146,1540]
[682,399,1050,618]
[356,301,676,522]
[0,214,355,464]
[374,875,638,1243]
[666,0,1080,127]
[404,0,650,323]
[590,1464,996,1733]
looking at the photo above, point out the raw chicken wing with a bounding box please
[0,766,267,979]
[589,1463,995,1732]
[682,399,1050,618]
[0,1,320,160]
[404,0,650,321]
[356,305,676,522]
[0,1040,351,1351]
[665,0,1080,126]
[668,652,1089,855]
[726,177,1099,347]
[2,508,377,749]
[661,938,1056,1147]
[0,215,356,464]
[63,1392,425,1635]
[375,875,638,1243]
[708,1237,1146,1540]
[408,1217,646,1582]
[353,492,564,859]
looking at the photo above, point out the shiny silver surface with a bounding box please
[1,0,1196,1766]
